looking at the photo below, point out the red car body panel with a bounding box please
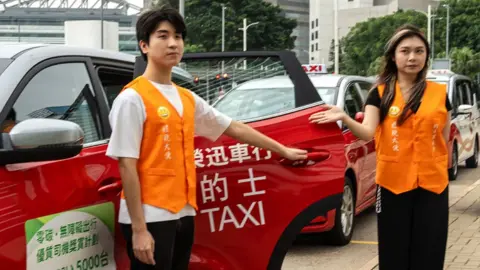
[0,50,351,270]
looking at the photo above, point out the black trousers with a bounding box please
[121,216,194,270]
[376,185,449,270]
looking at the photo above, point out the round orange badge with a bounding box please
[157,106,170,119]
[388,106,400,117]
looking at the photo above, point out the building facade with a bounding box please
[265,0,310,64]
[309,0,440,65]
[0,0,140,54]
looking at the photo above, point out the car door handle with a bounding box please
[307,151,330,161]
[98,180,123,193]
[279,150,330,167]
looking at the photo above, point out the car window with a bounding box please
[96,67,133,107]
[315,87,337,105]
[344,83,363,120]
[356,81,373,101]
[180,56,298,121]
[2,62,101,143]
[453,81,463,109]
[0,58,12,75]
[473,81,480,108]
[214,85,295,120]
[462,80,474,105]
[456,80,471,105]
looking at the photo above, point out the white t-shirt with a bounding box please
[106,81,232,224]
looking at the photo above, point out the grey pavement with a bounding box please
[283,164,480,270]
[370,180,480,270]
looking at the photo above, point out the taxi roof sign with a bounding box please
[302,64,327,74]
[428,69,454,75]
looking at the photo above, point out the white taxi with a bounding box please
[427,69,480,180]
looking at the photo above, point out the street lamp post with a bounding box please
[239,18,259,51]
[414,5,432,46]
[179,0,185,17]
[221,4,226,73]
[427,5,431,46]
[445,4,450,59]
[100,0,104,49]
[239,18,259,69]
[334,0,339,74]
[221,4,226,52]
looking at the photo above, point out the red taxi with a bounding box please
[210,63,377,245]
[0,44,348,270]
[427,70,480,180]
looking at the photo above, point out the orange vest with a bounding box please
[119,76,198,213]
[375,81,449,194]
[2,122,14,133]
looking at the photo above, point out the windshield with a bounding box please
[214,86,295,121]
[0,58,12,75]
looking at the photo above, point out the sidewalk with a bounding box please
[367,180,480,270]
[444,180,480,270]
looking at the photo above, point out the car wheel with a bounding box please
[326,176,355,246]
[449,143,458,181]
[465,137,479,168]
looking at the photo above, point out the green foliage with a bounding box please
[340,9,428,76]
[184,44,207,53]
[336,0,480,77]
[449,47,480,78]
[431,0,480,58]
[150,0,178,9]
[182,0,297,52]
[327,39,346,73]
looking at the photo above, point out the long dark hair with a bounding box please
[375,24,431,125]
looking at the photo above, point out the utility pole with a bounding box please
[238,18,259,69]
[179,0,184,17]
[221,4,226,52]
[221,4,226,73]
[427,5,431,46]
[445,4,450,59]
[100,0,104,49]
[334,0,339,74]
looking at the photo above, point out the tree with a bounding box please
[431,0,480,58]
[367,56,384,76]
[341,9,428,76]
[184,44,207,53]
[340,0,480,76]
[150,0,178,9]
[327,39,346,73]
[182,0,297,52]
[450,47,480,78]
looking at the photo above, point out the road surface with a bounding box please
[282,163,480,270]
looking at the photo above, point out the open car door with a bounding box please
[134,51,346,270]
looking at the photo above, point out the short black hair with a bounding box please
[136,6,187,61]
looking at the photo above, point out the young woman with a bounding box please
[309,25,452,269]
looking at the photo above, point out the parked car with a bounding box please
[0,45,347,270]
[427,70,480,180]
[210,63,377,245]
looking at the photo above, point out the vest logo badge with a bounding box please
[157,106,170,119]
[388,106,401,117]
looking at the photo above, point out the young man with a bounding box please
[106,6,308,270]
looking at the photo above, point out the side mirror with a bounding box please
[354,112,365,123]
[457,104,473,115]
[0,119,84,166]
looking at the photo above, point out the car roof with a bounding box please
[308,74,348,88]
[1,43,192,77]
[0,43,47,58]
[0,43,136,63]
[427,69,471,82]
